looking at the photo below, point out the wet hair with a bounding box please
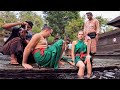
[78,30,84,35]
[21,21,33,29]
[86,12,93,16]
[42,24,52,31]
[25,21,33,28]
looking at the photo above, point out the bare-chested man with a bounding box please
[84,12,100,62]
[22,26,65,69]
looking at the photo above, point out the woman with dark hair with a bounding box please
[1,21,35,65]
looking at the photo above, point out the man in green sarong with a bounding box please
[22,25,65,69]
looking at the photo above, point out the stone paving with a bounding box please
[0,54,120,79]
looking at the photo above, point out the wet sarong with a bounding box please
[33,39,64,69]
[62,40,92,65]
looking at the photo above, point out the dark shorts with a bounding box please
[87,32,96,39]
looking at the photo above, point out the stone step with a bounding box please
[114,49,120,52]
[0,65,118,79]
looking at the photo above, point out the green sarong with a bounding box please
[62,40,92,65]
[33,39,63,69]
[74,40,92,65]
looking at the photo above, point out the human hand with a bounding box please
[96,34,99,41]
[69,61,75,66]
[84,55,91,64]
[22,63,33,69]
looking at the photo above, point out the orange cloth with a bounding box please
[32,48,45,56]
[75,52,87,59]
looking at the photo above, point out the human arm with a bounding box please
[83,22,87,37]
[22,34,40,69]
[95,19,100,41]
[84,38,91,64]
[2,21,28,31]
[70,41,76,65]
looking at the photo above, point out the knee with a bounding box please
[86,59,91,64]
[78,63,85,69]
[81,63,85,69]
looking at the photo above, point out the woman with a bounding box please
[63,30,92,79]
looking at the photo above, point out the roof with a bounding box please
[99,28,120,39]
[107,16,120,27]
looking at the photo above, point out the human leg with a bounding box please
[2,37,23,65]
[85,57,92,78]
[58,40,66,66]
[10,54,19,64]
[76,61,85,79]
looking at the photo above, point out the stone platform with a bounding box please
[0,54,120,79]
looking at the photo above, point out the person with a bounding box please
[83,12,100,62]
[67,41,72,57]
[22,26,66,69]
[62,31,92,79]
[2,21,33,45]
[1,21,35,65]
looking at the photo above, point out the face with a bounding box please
[77,31,84,40]
[86,14,93,20]
[45,29,53,37]
[19,30,27,38]
[26,24,32,31]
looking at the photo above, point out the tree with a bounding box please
[0,11,18,38]
[0,11,17,26]
[65,17,84,40]
[19,11,44,33]
[43,11,80,39]
[95,16,109,33]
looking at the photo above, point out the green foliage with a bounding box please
[65,17,84,40]
[19,11,44,33]
[43,11,80,39]
[47,36,54,44]
[0,11,44,37]
[95,16,109,33]
[0,11,18,26]
[32,26,41,33]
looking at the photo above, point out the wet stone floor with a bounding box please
[0,54,120,79]
[57,68,120,79]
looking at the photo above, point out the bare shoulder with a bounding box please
[94,19,99,22]
[32,33,42,39]
[84,40,88,45]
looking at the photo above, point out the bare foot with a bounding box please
[78,75,84,79]
[58,61,65,66]
[10,58,19,65]
[10,61,19,65]
[87,74,92,79]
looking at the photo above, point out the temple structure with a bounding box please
[96,16,120,59]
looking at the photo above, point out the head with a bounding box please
[86,12,93,20]
[42,26,53,38]
[21,21,33,31]
[77,30,84,40]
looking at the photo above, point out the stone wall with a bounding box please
[96,29,120,55]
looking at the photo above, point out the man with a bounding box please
[22,26,65,69]
[83,12,100,62]
[1,21,35,65]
